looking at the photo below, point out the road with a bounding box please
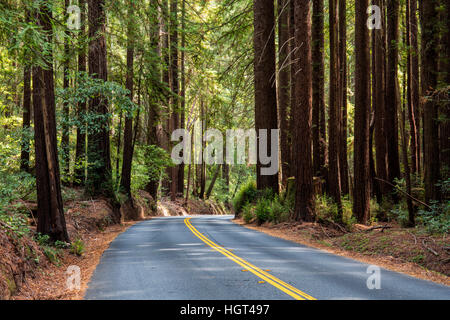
[84,215,450,300]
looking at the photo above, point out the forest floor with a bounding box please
[234,219,450,286]
[1,189,219,300]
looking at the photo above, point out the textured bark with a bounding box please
[253,0,279,193]
[312,0,325,179]
[169,0,180,201]
[374,0,387,197]
[328,0,342,211]
[33,4,69,242]
[338,0,349,195]
[120,1,135,196]
[87,0,111,195]
[410,0,420,174]
[292,0,314,222]
[61,0,70,178]
[421,0,441,202]
[20,66,31,172]
[206,165,221,199]
[440,0,450,173]
[288,0,296,179]
[385,0,401,191]
[406,0,419,175]
[277,0,290,186]
[177,0,186,195]
[74,0,86,185]
[353,0,371,224]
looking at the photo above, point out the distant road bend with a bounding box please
[85,215,450,300]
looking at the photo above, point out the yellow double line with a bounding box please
[184,218,316,300]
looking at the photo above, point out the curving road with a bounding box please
[84,215,450,300]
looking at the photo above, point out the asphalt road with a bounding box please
[84,215,450,300]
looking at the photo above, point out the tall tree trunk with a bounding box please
[385,0,401,193]
[74,0,87,186]
[288,0,296,179]
[353,0,371,224]
[169,0,179,201]
[374,0,388,198]
[177,0,186,195]
[120,1,135,197]
[440,0,450,174]
[406,0,419,175]
[292,0,314,222]
[328,0,342,213]
[61,0,71,178]
[87,0,111,196]
[421,0,441,203]
[20,65,31,172]
[206,165,221,199]
[253,0,279,193]
[312,0,325,179]
[410,0,420,175]
[338,0,349,195]
[33,3,69,242]
[277,0,290,187]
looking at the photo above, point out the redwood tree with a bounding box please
[253,0,279,193]
[87,0,111,195]
[33,3,69,242]
[292,0,314,221]
[353,0,371,224]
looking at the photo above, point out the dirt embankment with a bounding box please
[1,189,158,300]
[234,219,449,286]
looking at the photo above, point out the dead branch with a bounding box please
[422,239,439,256]
[365,225,392,232]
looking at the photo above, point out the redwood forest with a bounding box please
[0,0,449,301]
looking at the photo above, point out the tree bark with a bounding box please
[312,0,325,179]
[74,0,87,186]
[277,0,290,187]
[421,0,441,203]
[338,0,349,195]
[61,0,71,178]
[353,0,371,224]
[33,3,69,242]
[253,0,279,193]
[87,0,111,195]
[292,0,314,222]
[20,65,31,172]
[328,0,342,213]
[385,0,401,193]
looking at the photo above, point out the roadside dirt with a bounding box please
[234,219,450,286]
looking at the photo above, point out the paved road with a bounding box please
[84,215,450,300]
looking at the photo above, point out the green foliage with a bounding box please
[254,198,271,225]
[417,201,450,234]
[70,239,85,256]
[242,203,255,223]
[233,180,258,214]
[315,195,355,229]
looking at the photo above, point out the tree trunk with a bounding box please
[87,0,111,195]
[410,0,420,175]
[206,165,221,199]
[61,0,71,178]
[312,0,325,179]
[74,0,86,186]
[421,0,441,203]
[20,65,31,172]
[292,0,314,222]
[277,0,290,187]
[328,0,342,213]
[338,0,349,195]
[440,0,450,174]
[33,4,69,242]
[253,0,279,193]
[385,0,401,193]
[120,1,135,196]
[178,0,186,195]
[353,0,371,224]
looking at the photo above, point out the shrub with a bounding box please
[255,198,271,225]
[242,203,255,223]
[233,180,258,214]
[268,197,290,224]
[417,201,450,234]
[70,239,85,256]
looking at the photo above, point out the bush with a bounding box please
[242,203,255,223]
[255,198,271,225]
[417,201,450,234]
[70,239,85,256]
[233,180,258,214]
[268,197,290,224]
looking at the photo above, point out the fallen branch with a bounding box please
[365,225,392,232]
[407,231,417,245]
[422,239,439,256]
[374,178,431,210]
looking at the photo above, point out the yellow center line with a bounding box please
[184,217,316,301]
